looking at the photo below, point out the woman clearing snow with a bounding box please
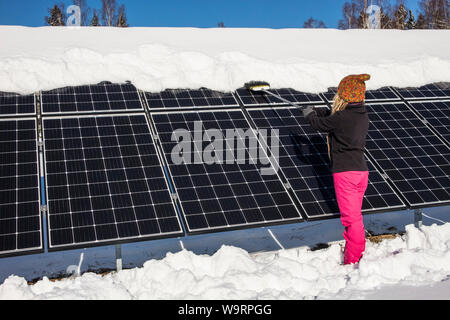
[303,74,371,265]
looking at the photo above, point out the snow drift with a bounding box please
[0,26,449,94]
[1,223,450,300]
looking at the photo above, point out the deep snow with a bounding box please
[0,27,449,94]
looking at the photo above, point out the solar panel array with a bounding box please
[364,102,450,208]
[1,81,450,258]
[42,114,183,250]
[0,118,42,257]
[322,87,400,103]
[151,109,302,233]
[41,83,143,115]
[247,107,406,219]
[145,88,239,110]
[235,88,323,107]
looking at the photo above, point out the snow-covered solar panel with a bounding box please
[41,83,143,115]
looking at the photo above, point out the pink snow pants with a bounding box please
[332,171,369,265]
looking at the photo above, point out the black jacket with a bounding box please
[306,103,369,173]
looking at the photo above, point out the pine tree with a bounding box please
[394,3,408,29]
[416,13,427,28]
[45,5,65,26]
[406,10,416,29]
[91,11,100,26]
[380,7,392,28]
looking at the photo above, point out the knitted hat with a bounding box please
[337,74,371,103]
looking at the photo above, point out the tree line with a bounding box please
[45,0,128,27]
[303,0,448,29]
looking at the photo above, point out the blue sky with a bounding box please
[0,0,420,29]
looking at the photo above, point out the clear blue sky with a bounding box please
[0,0,420,28]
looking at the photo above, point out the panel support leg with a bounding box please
[414,208,423,229]
[267,228,285,250]
[179,239,185,250]
[115,244,123,272]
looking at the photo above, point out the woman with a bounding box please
[303,74,371,265]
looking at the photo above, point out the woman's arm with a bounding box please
[306,111,341,133]
[314,107,331,117]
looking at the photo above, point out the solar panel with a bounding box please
[145,88,239,110]
[247,107,406,219]
[42,114,183,250]
[365,102,450,208]
[150,109,302,233]
[394,83,450,100]
[41,83,143,115]
[407,100,450,145]
[0,118,42,257]
[0,93,36,117]
[322,87,400,103]
[235,88,324,107]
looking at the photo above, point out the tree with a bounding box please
[45,4,65,26]
[419,0,449,29]
[338,1,359,29]
[101,0,117,26]
[416,13,427,28]
[393,3,408,29]
[91,10,100,26]
[406,10,416,29]
[380,7,392,28]
[303,17,326,28]
[116,4,128,27]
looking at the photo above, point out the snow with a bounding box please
[1,221,450,300]
[0,26,449,300]
[0,26,449,94]
[0,208,449,300]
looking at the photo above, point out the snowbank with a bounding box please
[0,26,449,94]
[1,223,449,300]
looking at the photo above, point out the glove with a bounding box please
[302,106,316,118]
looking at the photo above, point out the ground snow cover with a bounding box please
[1,223,449,300]
[0,27,449,94]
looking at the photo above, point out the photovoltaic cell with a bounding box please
[408,100,450,145]
[41,83,143,115]
[0,93,36,117]
[42,114,183,250]
[0,118,42,257]
[151,109,302,233]
[235,88,323,107]
[322,87,400,103]
[145,88,239,110]
[247,107,406,219]
[394,83,450,100]
[365,102,450,208]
